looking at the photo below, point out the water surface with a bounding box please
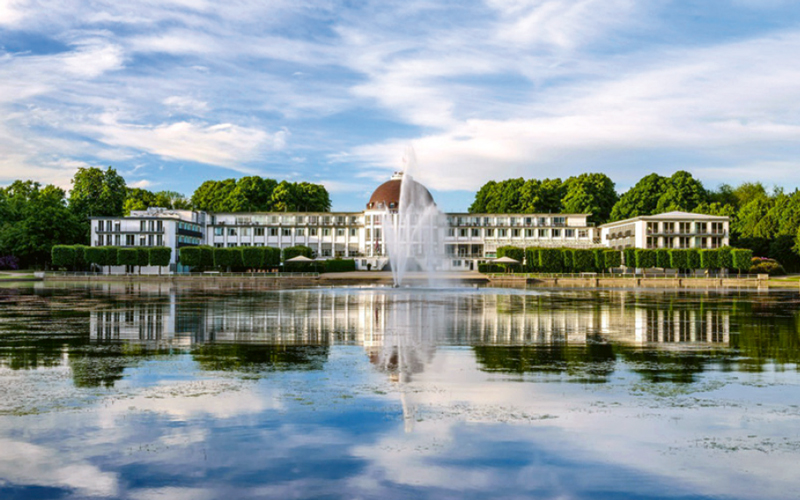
[1,283,799,499]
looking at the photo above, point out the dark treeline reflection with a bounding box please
[2,284,800,387]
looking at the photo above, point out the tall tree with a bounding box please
[654,171,708,213]
[562,173,618,224]
[69,167,127,220]
[609,173,666,221]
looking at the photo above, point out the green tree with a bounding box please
[635,249,656,270]
[732,249,754,275]
[118,248,138,271]
[656,249,671,269]
[136,248,150,274]
[562,173,618,224]
[604,250,622,270]
[610,173,666,221]
[282,245,314,261]
[149,247,171,274]
[69,167,127,220]
[51,245,76,270]
[654,171,708,213]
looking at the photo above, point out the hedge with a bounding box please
[283,245,313,262]
[686,249,700,270]
[242,246,264,269]
[656,249,671,269]
[635,249,656,269]
[149,247,172,267]
[732,249,754,274]
[562,249,574,272]
[604,250,622,270]
[539,248,563,272]
[592,248,605,272]
[574,249,595,272]
[180,246,205,269]
[497,246,525,264]
[323,259,356,273]
[700,249,719,270]
[525,248,541,272]
[117,248,138,267]
[74,245,88,270]
[214,247,243,270]
[51,245,76,269]
[284,261,324,273]
[718,246,733,270]
[670,249,688,270]
[624,248,637,268]
[137,248,150,268]
[264,247,281,268]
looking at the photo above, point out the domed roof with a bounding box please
[366,172,434,210]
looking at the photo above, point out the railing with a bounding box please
[486,272,759,280]
[45,271,320,278]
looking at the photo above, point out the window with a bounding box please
[114,223,120,232]
[296,228,305,236]
[140,221,146,231]
[366,229,372,239]
[228,228,237,236]
[647,222,658,234]
[98,221,104,231]
[448,228,455,237]
[214,227,223,236]
[538,217,548,226]
[269,228,278,236]
[525,229,534,238]
[139,236,146,246]
[512,229,520,237]
[106,235,112,245]
[679,222,691,234]
[148,235,154,246]
[337,228,345,237]
[711,222,724,234]
[242,228,251,237]
[114,235,120,246]
[552,229,561,237]
[452,260,462,267]
[696,222,708,234]
[323,228,331,236]
[350,228,357,237]
[565,229,575,238]
[553,217,566,227]
[538,229,548,238]
[578,230,588,238]
[472,229,480,237]
[126,235,134,246]
[310,228,317,236]
[647,237,656,249]
[663,222,675,234]
[228,243,238,248]
[214,243,224,248]
[498,229,507,237]
[255,228,264,237]
[282,228,291,236]
[486,229,494,237]
[459,228,468,237]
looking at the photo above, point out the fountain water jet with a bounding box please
[381,148,446,287]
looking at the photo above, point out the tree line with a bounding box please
[471,171,800,272]
[0,167,331,269]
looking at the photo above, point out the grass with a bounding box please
[0,270,38,280]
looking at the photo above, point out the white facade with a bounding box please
[599,211,730,251]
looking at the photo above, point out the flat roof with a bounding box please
[600,211,729,227]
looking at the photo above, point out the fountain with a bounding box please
[380,148,447,287]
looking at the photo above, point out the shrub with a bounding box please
[497,246,524,264]
[635,249,656,269]
[117,248,138,268]
[623,248,637,268]
[604,250,622,270]
[749,257,786,276]
[686,249,700,270]
[768,235,800,273]
[149,247,172,268]
[718,246,733,270]
[283,245,313,262]
[214,247,243,270]
[51,245,76,270]
[323,259,356,273]
[180,247,204,269]
[573,249,595,272]
[539,248,563,273]
[284,261,323,273]
[732,248,753,274]
[700,249,719,270]
[103,247,119,267]
[137,248,150,269]
[264,247,281,268]
[478,263,504,273]
[656,249,671,269]
[85,247,105,268]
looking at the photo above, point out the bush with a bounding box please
[497,246,524,264]
[686,249,700,270]
[284,261,323,273]
[103,247,119,267]
[117,248,138,267]
[732,248,753,274]
[635,249,656,269]
[572,249,594,272]
[670,249,688,270]
[604,250,622,270]
[478,263,504,273]
[149,247,172,268]
[700,249,719,270]
[85,247,105,268]
[768,235,800,273]
[718,246,733,270]
[623,248,637,268]
[51,245,76,269]
[750,257,786,276]
[592,248,605,272]
[264,247,281,268]
[539,248,563,273]
[323,259,356,273]
[656,249,671,269]
[283,245,313,262]
[137,248,150,269]
[180,247,204,269]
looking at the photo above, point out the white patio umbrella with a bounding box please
[286,255,314,262]
[492,256,520,264]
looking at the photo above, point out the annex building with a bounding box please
[90,173,729,273]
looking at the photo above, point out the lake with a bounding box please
[1,283,799,499]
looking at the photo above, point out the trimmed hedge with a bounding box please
[670,249,688,270]
[51,245,76,270]
[563,249,574,272]
[604,250,622,270]
[592,248,605,272]
[656,249,671,269]
[323,259,356,273]
[700,249,719,270]
[242,246,264,269]
[525,248,541,272]
[149,247,172,267]
[574,249,595,272]
[624,248,637,268]
[539,248,563,273]
[180,246,207,269]
[137,247,150,268]
[686,249,700,270]
[732,249,754,274]
[214,247,243,270]
[117,248,138,267]
[635,249,657,269]
[718,246,733,270]
[478,263,504,273]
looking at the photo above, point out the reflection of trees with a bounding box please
[69,344,169,388]
[0,336,86,370]
[473,342,616,382]
[192,344,330,373]
[732,305,800,370]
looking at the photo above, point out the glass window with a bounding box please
[282,228,291,236]
[228,228,237,236]
[296,228,305,236]
[214,227,223,236]
[255,228,264,236]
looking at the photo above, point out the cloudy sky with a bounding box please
[2,0,800,211]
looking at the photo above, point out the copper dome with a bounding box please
[366,173,434,210]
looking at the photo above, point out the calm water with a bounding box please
[1,283,800,500]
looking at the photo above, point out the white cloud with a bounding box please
[163,95,209,114]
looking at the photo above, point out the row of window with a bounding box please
[212,242,350,257]
[178,235,201,245]
[214,227,359,237]
[447,228,589,238]
[645,222,726,235]
[645,236,724,249]
[225,215,360,225]
[178,222,201,232]
[446,216,570,227]
[97,234,164,246]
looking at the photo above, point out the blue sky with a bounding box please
[2,0,800,211]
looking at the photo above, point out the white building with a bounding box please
[599,211,730,251]
[88,175,729,273]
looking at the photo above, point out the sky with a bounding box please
[2,0,800,212]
